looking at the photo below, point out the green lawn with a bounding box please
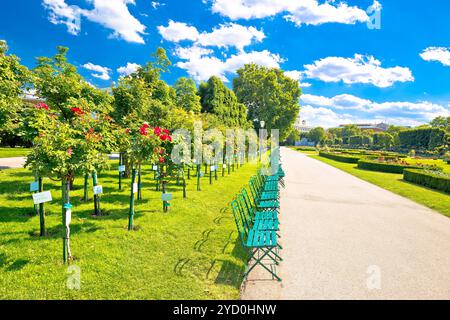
[295,150,450,217]
[0,162,256,299]
[0,147,31,158]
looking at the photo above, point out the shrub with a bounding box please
[319,151,360,163]
[357,159,424,174]
[404,169,450,194]
[295,146,316,152]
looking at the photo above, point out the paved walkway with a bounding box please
[0,157,26,169]
[242,147,450,300]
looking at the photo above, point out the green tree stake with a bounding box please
[62,178,70,263]
[137,163,142,201]
[196,164,201,191]
[204,163,207,174]
[187,167,190,180]
[92,171,101,216]
[209,164,213,185]
[228,163,230,175]
[119,153,123,191]
[222,164,225,177]
[182,164,187,198]
[215,164,218,181]
[83,173,89,202]
[128,169,137,231]
[38,177,45,236]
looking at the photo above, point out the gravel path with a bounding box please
[0,157,26,169]
[241,147,450,300]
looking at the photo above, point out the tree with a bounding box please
[199,76,249,128]
[373,132,394,149]
[0,40,32,146]
[341,125,361,138]
[308,127,326,145]
[430,116,450,132]
[174,77,201,113]
[233,64,301,140]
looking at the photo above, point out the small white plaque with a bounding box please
[210,166,216,172]
[118,165,126,172]
[132,183,138,194]
[32,191,52,205]
[65,209,72,227]
[152,165,158,171]
[222,164,227,169]
[93,185,103,195]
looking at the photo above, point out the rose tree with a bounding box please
[25,102,117,262]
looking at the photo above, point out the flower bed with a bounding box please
[357,159,424,174]
[404,169,450,194]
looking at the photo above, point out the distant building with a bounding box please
[339,122,390,132]
[294,118,313,133]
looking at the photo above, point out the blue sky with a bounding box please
[1,0,449,127]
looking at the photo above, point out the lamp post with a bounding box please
[259,120,265,163]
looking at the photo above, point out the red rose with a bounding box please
[35,103,49,110]
[163,129,170,135]
[159,157,165,163]
[139,126,148,135]
[67,148,73,156]
[126,128,130,134]
[70,107,84,115]
[154,127,162,136]
[160,134,167,141]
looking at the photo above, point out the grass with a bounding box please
[0,162,256,299]
[295,149,450,217]
[0,147,31,158]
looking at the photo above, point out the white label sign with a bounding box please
[222,164,227,169]
[132,183,138,194]
[210,166,216,172]
[152,165,158,171]
[93,185,103,195]
[30,181,39,192]
[32,191,52,205]
[118,165,126,172]
[65,209,72,227]
[161,193,172,201]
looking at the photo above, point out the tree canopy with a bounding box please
[174,77,201,113]
[233,64,301,140]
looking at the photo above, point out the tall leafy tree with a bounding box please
[233,64,301,140]
[308,127,326,144]
[0,40,32,145]
[199,76,249,127]
[174,77,201,113]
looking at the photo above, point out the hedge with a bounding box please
[404,169,450,194]
[357,159,424,174]
[319,152,360,163]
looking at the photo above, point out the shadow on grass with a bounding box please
[214,241,247,289]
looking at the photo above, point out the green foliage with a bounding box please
[33,46,112,120]
[341,125,361,138]
[307,127,326,144]
[349,135,363,146]
[0,40,32,144]
[399,127,446,150]
[285,128,300,145]
[373,132,394,149]
[199,76,249,128]
[25,106,117,179]
[174,77,201,113]
[404,169,450,194]
[430,116,450,131]
[233,64,301,140]
[318,151,360,163]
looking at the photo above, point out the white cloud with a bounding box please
[420,47,450,66]
[158,21,265,52]
[43,0,147,44]
[211,0,370,26]
[300,93,450,128]
[285,70,311,87]
[151,1,165,9]
[42,0,82,35]
[303,54,414,88]
[82,62,111,81]
[175,47,283,82]
[157,20,199,42]
[117,62,141,76]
